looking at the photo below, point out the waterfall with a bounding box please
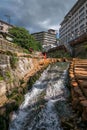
[9,62,69,130]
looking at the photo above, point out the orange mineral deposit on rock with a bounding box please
[39,60,44,65]
[69,73,75,79]
[71,81,78,87]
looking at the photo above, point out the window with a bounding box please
[86,10,87,14]
[0,26,3,30]
[80,24,84,29]
[79,18,84,24]
[79,12,85,19]
[75,28,79,38]
[75,13,78,17]
[1,22,3,25]
[79,7,84,13]
[75,23,78,27]
[75,18,78,22]
[80,24,84,33]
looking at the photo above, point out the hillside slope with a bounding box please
[73,42,87,58]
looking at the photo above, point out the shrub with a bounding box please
[0,75,4,81]
[84,45,87,52]
[9,27,42,51]
[6,71,11,79]
[10,56,19,69]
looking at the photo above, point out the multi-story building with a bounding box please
[32,29,57,51]
[0,19,13,33]
[59,0,87,45]
[0,20,14,40]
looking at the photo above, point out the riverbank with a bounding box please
[9,62,70,130]
[0,56,68,130]
[68,58,87,129]
[1,56,87,130]
[0,57,54,130]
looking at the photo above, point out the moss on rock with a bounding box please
[0,63,49,130]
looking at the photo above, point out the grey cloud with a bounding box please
[0,0,76,33]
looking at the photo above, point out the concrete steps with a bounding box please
[69,58,87,121]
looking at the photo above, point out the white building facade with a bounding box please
[32,29,57,51]
[59,0,87,45]
[0,20,13,33]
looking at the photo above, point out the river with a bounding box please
[9,62,71,130]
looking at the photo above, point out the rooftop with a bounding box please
[0,19,14,27]
[32,29,56,35]
[60,0,86,25]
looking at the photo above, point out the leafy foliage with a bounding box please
[10,56,19,69]
[0,75,3,81]
[9,27,42,51]
[47,50,71,58]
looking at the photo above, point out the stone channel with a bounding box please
[9,62,72,130]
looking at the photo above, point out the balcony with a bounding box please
[69,32,87,46]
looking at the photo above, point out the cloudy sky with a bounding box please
[0,0,77,33]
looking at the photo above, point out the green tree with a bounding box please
[9,27,42,51]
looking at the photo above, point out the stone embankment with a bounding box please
[0,55,68,130]
[0,38,23,53]
[0,56,67,107]
[69,58,87,122]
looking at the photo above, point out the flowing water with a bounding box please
[9,62,71,130]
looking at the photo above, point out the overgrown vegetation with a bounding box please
[6,71,11,79]
[10,55,19,69]
[9,27,42,51]
[0,63,49,130]
[0,75,4,81]
[0,69,4,81]
[28,72,41,90]
[0,86,25,130]
[84,44,87,52]
[47,50,71,58]
[74,42,87,58]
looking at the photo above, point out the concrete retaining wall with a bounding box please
[0,38,23,53]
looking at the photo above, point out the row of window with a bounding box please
[60,5,87,33]
[60,15,87,36]
[60,24,87,38]
[60,1,87,25]
[60,27,87,43]
[79,6,85,13]
[60,1,87,42]
[60,33,86,43]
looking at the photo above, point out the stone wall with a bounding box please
[69,58,87,122]
[0,55,66,107]
[0,38,23,53]
[0,54,36,106]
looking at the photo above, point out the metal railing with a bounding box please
[69,32,87,46]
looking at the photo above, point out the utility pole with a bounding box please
[4,15,11,24]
